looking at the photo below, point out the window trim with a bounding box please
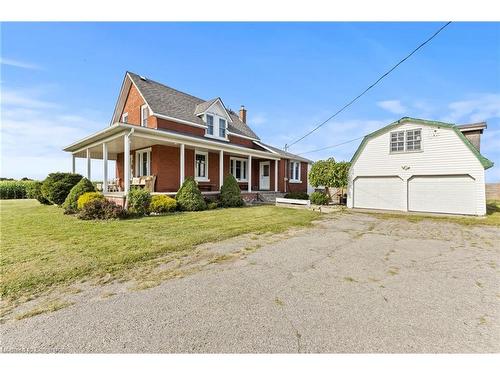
[389,128,423,154]
[288,160,301,183]
[122,112,128,123]
[230,157,248,182]
[135,147,151,177]
[140,104,149,127]
[194,150,209,182]
[206,114,214,135]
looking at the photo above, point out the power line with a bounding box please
[285,21,452,151]
[297,135,366,156]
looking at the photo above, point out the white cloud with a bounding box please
[443,93,500,124]
[377,100,407,115]
[0,57,40,70]
[1,87,110,180]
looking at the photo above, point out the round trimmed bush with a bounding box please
[220,174,244,208]
[63,177,96,211]
[27,181,51,204]
[77,192,105,210]
[149,195,177,214]
[310,191,329,205]
[127,188,151,216]
[176,177,206,211]
[77,199,126,220]
[41,173,83,205]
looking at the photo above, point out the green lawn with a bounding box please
[1,200,320,302]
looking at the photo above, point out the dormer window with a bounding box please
[122,112,128,123]
[219,118,226,138]
[141,104,149,127]
[206,115,214,135]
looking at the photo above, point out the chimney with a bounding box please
[239,105,247,123]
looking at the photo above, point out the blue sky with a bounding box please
[1,22,499,181]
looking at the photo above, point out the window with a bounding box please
[122,112,128,123]
[135,148,151,177]
[406,129,422,151]
[289,161,301,182]
[141,105,149,127]
[230,158,248,182]
[206,115,214,135]
[390,131,405,152]
[219,118,226,138]
[390,129,422,152]
[195,151,208,181]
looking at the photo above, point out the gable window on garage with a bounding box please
[390,131,405,152]
[406,129,422,151]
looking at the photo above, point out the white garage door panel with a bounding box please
[408,175,476,215]
[354,177,405,211]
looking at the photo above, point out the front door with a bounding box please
[259,161,270,190]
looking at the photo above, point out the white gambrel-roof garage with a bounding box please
[347,118,494,216]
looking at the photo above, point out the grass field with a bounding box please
[1,200,320,302]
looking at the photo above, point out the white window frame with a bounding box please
[289,160,301,183]
[390,128,422,153]
[140,104,149,127]
[219,118,227,138]
[405,128,422,152]
[194,150,209,181]
[206,114,214,135]
[230,157,248,182]
[122,112,128,123]
[135,148,151,177]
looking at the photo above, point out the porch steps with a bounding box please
[257,192,285,203]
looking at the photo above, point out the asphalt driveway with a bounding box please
[1,212,499,353]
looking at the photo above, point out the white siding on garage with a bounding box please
[347,121,487,215]
[408,175,476,215]
[354,176,405,211]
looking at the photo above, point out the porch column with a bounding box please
[219,150,224,190]
[102,143,108,193]
[180,143,185,187]
[275,160,278,192]
[124,133,130,193]
[71,154,76,174]
[86,148,91,179]
[248,155,252,192]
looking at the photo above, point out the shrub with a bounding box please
[77,192,105,210]
[284,192,309,200]
[310,191,329,205]
[63,178,96,211]
[176,177,207,211]
[127,188,151,216]
[149,195,177,214]
[220,174,244,208]
[41,173,83,205]
[77,199,126,220]
[207,201,219,210]
[27,181,51,204]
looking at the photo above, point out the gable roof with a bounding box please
[350,117,494,169]
[123,72,259,140]
[254,141,314,163]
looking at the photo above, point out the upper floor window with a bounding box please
[206,115,214,135]
[289,161,301,182]
[195,151,208,181]
[390,129,421,153]
[141,104,149,127]
[406,129,422,151]
[219,118,226,138]
[122,112,128,123]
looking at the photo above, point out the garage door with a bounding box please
[408,175,476,215]
[353,176,405,211]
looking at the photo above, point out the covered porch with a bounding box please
[65,123,282,196]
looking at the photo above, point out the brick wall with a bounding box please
[486,183,500,200]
